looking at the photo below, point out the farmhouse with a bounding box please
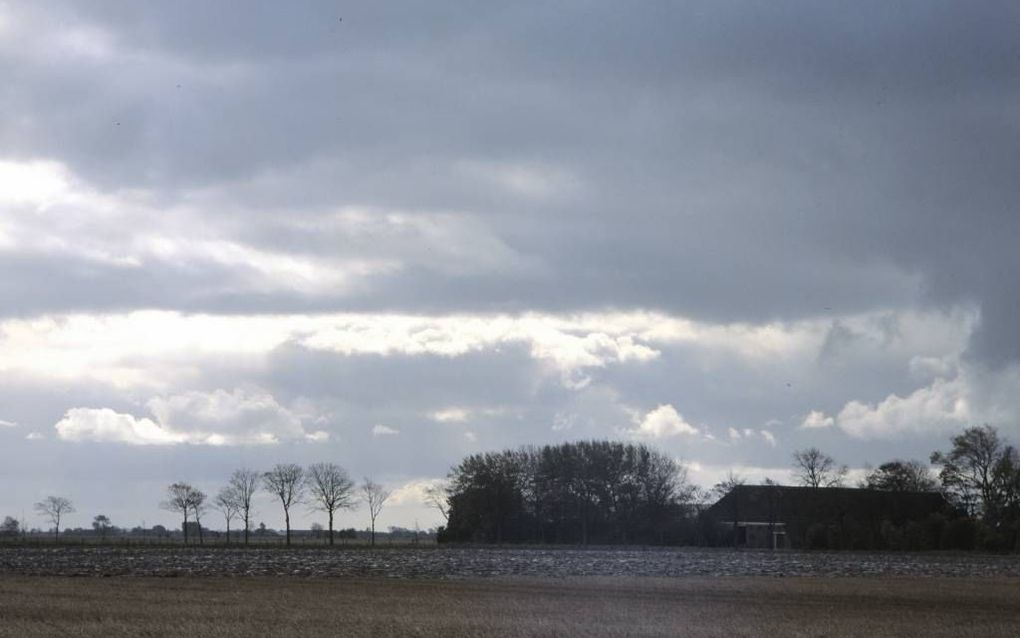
[705,485,950,549]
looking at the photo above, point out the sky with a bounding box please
[1,1,1020,533]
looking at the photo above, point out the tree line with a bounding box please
[4,463,393,547]
[437,426,1020,550]
[7,424,1020,550]
[161,463,393,547]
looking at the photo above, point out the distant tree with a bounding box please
[792,447,847,488]
[862,460,937,492]
[361,478,391,547]
[214,487,240,544]
[34,496,75,541]
[307,462,357,546]
[227,468,260,545]
[92,514,113,539]
[263,464,305,546]
[1,516,19,537]
[310,522,324,540]
[424,481,450,522]
[189,488,208,545]
[161,482,197,544]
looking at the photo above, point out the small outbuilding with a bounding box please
[704,485,951,549]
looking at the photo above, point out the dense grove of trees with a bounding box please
[440,441,698,545]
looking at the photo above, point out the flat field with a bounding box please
[1,575,1019,637]
[3,545,1020,577]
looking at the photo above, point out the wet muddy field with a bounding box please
[2,546,1018,578]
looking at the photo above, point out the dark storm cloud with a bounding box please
[2,1,1017,342]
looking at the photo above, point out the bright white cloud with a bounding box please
[627,404,698,439]
[725,427,777,447]
[55,407,185,446]
[372,424,400,437]
[147,388,315,445]
[0,311,663,389]
[0,301,978,393]
[0,312,294,388]
[428,406,507,424]
[25,432,44,440]
[0,419,17,428]
[801,410,835,429]
[387,478,446,507]
[430,408,469,423]
[0,160,74,206]
[55,388,326,446]
[5,306,910,391]
[834,376,970,440]
[808,360,1020,440]
[301,314,663,382]
[688,463,798,489]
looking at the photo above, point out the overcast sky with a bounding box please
[2,1,1019,533]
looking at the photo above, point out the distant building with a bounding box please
[705,485,951,549]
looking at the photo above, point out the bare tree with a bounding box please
[227,468,260,545]
[361,478,391,547]
[307,462,357,546]
[792,447,847,488]
[712,471,746,498]
[423,481,450,523]
[214,487,240,545]
[190,488,208,545]
[263,464,305,546]
[34,496,75,541]
[161,482,196,544]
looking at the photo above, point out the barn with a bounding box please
[704,485,951,549]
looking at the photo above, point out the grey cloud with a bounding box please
[1,2,1016,338]
[264,342,550,410]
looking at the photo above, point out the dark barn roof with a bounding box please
[705,485,950,525]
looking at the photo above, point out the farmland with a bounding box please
[1,575,1019,637]
[1,545,1019,578]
